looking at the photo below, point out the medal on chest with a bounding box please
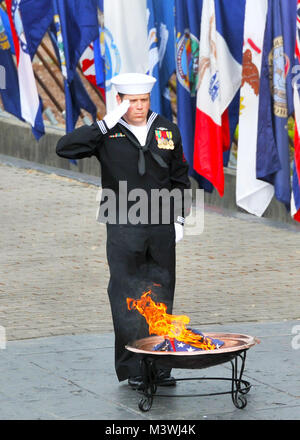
[109,133,126,138]
[155,128,174,150]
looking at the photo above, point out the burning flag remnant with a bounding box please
[153,328,224,352]
[127,290,224,352]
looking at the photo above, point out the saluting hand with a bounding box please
[103,100,130,129]
[174,223,184,243]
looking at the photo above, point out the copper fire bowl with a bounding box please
[126,333,260,369]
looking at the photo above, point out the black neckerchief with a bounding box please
[117,111,168,176]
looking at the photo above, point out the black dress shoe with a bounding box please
[128,376,145,391]
[128,372,176,390]
[156,370,176,386]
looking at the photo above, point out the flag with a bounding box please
[51,0,98,133]
[79,42,105,101]
[93,35,105,91]
[291,160,300,221]
[52,0,99,84]
[0,6,13,50]
[5,0,44,140]
[216,0,246,168]
[236,0,274,216]
[18,0,53,59]
[79,0,105,102]
[292,0,300,222]
[223,90,240,168]
[175,0,213,191]
[256,0,296,211]
[281,0,298,218]
[48,26,97,134]
[146,0,175,120]
[0,8,21,118]
[153,329,224,352]
[193,0,245,197]
[104,0,148,111]
[92,0,105,96]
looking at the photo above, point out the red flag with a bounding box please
[193,0,243,197]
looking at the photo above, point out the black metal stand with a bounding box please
[137,350,251,412]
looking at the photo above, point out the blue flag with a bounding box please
[19,0,53,60]
[93,34,105,90]
[2,1,45,140]
[51,0,99,133]
[48,26,97,134]
[52,0,99,84]
[0,10,21,119]
[147,0,175,120]
[280,0,297,114]
[256,0,296,210]
[175,0,212,191]
[93,0,105,92]
[0,7,14,51]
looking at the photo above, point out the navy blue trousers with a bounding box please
[106,224,176,382]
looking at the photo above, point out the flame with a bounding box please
[127,290,216,350]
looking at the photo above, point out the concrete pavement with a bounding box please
[1,321,299,421]
[0,154,300,421]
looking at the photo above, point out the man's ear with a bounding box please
[116,94,122,105]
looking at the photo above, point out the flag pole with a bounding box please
[33,71,64,115]
[35,47,91,123]
[40,40,104,119]
[36,48,64,93]
[40,40,105,109]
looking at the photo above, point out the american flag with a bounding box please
[153,328,224,352]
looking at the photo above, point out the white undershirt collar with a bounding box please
[126,124,147,146]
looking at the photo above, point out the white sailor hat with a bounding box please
[111,73,156,95]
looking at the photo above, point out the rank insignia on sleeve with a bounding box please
[155,129,174,150]
[109,133,126,138]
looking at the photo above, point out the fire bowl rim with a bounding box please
[125,332,259,356]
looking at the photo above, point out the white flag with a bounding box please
[104,0,149,111]
[6,0,44,139]
[236,0,274,216]
[194,0,242,197]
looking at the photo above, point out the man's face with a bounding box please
[116,93,150,126]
